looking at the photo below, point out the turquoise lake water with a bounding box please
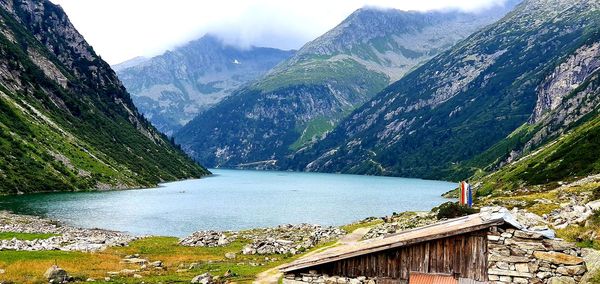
[0,169,456,236]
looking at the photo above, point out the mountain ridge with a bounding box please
[175,4,518,168]
[116,34,295,135]
[0,0,209,194]
[286,0,599,180]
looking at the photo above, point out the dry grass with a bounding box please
[0,235,336,283]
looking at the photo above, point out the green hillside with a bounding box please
[0,0,208,193]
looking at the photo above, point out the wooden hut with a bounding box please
[280,211,586,284]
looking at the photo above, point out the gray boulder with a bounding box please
[44,265,69,283]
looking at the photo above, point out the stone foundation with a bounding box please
[487,228,586,284]
[283,272,376,284]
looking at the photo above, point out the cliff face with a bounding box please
[287,0,600,180]
[0,0,209,194]
[116,35,295,135]
[175,4,517,168]
[470,40,600,173]
[531,42,600,124]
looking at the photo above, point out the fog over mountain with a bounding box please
[50,0,513,64]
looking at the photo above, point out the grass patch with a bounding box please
[0,232,58,240]
[340,219,383,233]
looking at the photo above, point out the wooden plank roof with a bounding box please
[281,213,509,273]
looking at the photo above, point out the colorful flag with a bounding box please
[459,181,466,205]
[466,183,473,208]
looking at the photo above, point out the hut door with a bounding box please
[408,272,458,284]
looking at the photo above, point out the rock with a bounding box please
[44,265,69,283]
[240,224,345,255]
[133,274,143,279]
[363,212,436,239]
[223,269,234,277]
[119,269,138,276]
[537,271,553,279]
[242,246,257,255]
[496,262,509,270]
[0,211,136,252]
[513,277,528,283]
[586,200,600,211]
[191,272,213,284]
[86,278,95,282]
[0,269,5,274]
[488,254,530,263]
[533,251,585,265]
[180,231,234,247]
[515,263,529,272]
[188,263,200,270]
[488,269,533,278]
[514,230,544,239]
[580,248,600,283]
[121,257,148,265]
[150,260,163,267]
[549,276,576,284]
[225,252,236,259]
[556,265,586,276]
[544,239,575,251]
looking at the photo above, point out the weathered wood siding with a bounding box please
[299,230,488,282]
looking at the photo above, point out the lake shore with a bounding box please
[0,207,409,283]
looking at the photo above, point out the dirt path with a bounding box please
[253,227,372,284]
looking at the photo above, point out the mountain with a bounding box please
[111,56,149,72]
[289,0,600,180]
[116,35,295,135]
[476,71,600,197]
[0,0,209,194]
[175,4,518,168]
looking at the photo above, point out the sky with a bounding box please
[49,0,509,65]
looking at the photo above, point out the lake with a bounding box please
[0,169,455,237]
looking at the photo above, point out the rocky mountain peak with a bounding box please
[116,33,295,135]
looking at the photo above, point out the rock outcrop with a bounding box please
[362,212,436,239]
[179,230,235,247]
[241,224,345,255]
[0,211,134,252]
[44,265,70,283]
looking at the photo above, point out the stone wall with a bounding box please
[282,226,588,284]
[487,227,586,284]
[283,271,376,284]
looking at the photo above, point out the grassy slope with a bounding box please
[477,113,600,197]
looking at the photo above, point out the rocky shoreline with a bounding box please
[3,192,600,284]
[0,211,135,252]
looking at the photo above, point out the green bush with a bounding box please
[433,202,478,220]
[591,185,600,201]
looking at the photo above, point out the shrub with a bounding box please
[433,202,478,220]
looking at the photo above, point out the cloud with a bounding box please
[49,0,511,64]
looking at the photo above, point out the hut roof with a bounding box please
[281,212,520,273]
